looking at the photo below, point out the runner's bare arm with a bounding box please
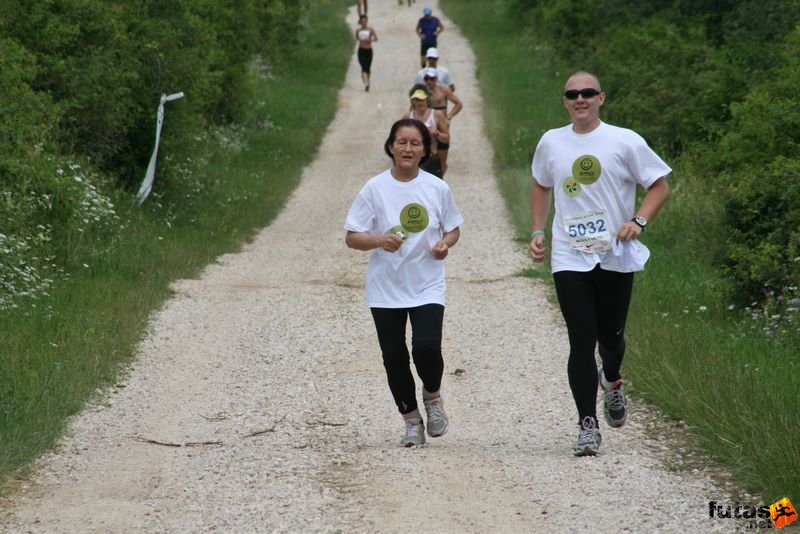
[431,227,460,260]
[446,90,463,120]
[346,231,403,252]
[434,111,450,144]
[530,181,552,263]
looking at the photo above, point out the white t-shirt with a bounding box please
[531,121,671,273]
[344,169,464,308]
[414,66,454,88]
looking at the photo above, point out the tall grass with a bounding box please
[442,0,800,502]
[0,0,355,487]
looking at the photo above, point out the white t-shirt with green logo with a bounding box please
[345,169,463,308]
[531,121,671,273]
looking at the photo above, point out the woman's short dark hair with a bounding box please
[384,118,432,165]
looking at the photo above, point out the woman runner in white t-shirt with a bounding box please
[344,118,463,447]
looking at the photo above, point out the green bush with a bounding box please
[0,0,312,310]
[0,0,310,185]
[3,1,146,175]
[722,157,800,304]
[0,39,60,157]
[694,26,800,305]
[0,38,64,308]
[587,18,711,157]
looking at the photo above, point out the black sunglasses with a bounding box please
[564,88,601,100]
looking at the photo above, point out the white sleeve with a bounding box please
[440,69,454,87]
[344,190,375,233]
[531,134,554,187]
[440,187,464,233]
[627,137,672,187]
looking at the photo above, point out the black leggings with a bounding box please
[370,304,445,415]
[358,48,373,74]
[553,266,634,425]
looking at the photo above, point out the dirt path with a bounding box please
[1,2,734,532]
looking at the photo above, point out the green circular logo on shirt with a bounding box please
[563,177,581,197]
[400,203,429,233]
[572,155,601,184]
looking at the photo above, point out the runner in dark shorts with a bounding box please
[355,15,378,92]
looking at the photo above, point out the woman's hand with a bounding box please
[431,228,459,260]
[378,233,404,253]
[346,231,403,252]
[431,240,449,260]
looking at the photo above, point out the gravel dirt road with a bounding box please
[1,2,739,532]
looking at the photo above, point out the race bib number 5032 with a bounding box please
[563,210,611,252]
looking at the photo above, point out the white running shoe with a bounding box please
[423,397,449,437]
[400,420,426,447]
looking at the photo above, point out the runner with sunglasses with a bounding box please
[422,68,462,121]
[414,47,455,92]
[421,69,461,177]
[529,70,671,456]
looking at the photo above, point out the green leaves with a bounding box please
[0,0,315,309]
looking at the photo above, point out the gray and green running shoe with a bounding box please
[599,367,628,428]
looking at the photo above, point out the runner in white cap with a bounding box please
[421,69,461,176]
[414,47,455,91]
[421,68,461,121]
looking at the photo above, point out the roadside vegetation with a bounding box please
[0,0,354,488]
[441,0,799,502]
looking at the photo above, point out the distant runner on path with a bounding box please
[404,85,450,178]
[416,7,444,67]
[423,68,462,121]
[414,47,455,91]
[355,14,378,92]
